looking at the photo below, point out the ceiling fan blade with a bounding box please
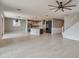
[56,1,60,5]
[48,5,57,7]
[64,7,72,10]
[49,8,57,10]
[55,8,59,12]
[65,5,77,7]
[64,0,72,6]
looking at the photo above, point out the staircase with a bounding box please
[63,21,79,41]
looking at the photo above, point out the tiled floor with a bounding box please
[0,33,79,58]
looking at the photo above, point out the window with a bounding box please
[13,19,21,27]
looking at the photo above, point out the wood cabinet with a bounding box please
[28,19,42,28]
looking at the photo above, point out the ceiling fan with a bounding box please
[48,0,76,12]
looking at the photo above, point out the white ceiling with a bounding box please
[1,0,79,19]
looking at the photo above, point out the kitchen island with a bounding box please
[27,19,43,35]
[30,27,43,35]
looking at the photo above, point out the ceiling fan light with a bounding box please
[48,0,76,12]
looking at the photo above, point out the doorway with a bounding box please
[46,20,52,33]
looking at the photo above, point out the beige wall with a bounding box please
[5,18,26,33]
[64,13,79,31]
[53,18,64,28]
[0,12,2,34]
[52,18,64,34]
[0,3,4,38]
